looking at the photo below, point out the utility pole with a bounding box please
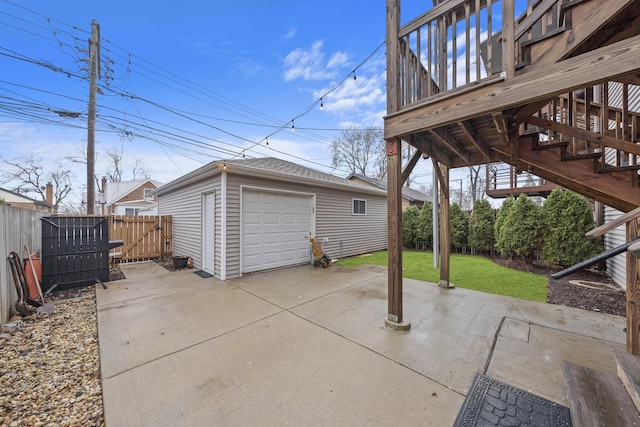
[87,19,100,214]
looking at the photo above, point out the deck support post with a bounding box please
[627,219,640,355]
[385,137,410,330]
[438,163,453,288]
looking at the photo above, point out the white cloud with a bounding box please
[283,40,349,82]
[327,51,349,69]
[315,74,385,115]
[284,28,297,39]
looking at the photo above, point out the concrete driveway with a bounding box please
[96,262,626,426]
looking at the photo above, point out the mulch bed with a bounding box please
[491,257,626,317]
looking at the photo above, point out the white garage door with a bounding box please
[242,190,313,273]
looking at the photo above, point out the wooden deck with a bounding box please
[385,0,640,211]
[384,0,640,351]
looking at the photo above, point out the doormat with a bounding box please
[453,374,572,427]
[194,270,213,278]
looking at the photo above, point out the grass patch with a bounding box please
[337,250,548,302]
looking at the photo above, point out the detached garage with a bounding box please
[155,157,388,280]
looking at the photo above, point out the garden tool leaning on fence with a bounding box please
[309,236,331,268]
[7,252,41,316]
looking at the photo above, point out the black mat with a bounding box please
[194,270,213,278]
[453,374,572,427]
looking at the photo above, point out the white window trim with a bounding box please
[352,198,366,215]
[144,188,154,200]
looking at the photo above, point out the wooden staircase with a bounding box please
[385,0,640,213]
[563,349,640,426]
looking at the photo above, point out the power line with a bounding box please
[0,5,388,178]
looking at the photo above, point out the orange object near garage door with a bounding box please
[24,253,42,300]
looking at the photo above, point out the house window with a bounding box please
[353,199,366,215]
[125,208,139,216]
[144,188,154,200]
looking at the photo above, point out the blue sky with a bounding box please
[0,0,449,207]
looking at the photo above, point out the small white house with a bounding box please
[155,157,388,280]
[104,179,163,216]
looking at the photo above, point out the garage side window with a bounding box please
[352,199,366,215]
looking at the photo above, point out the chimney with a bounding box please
[45,182,53,207]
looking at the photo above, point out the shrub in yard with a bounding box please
[541,188,602,266]
[496,194,543,263]
[415,201,433,246]
[469,199,495,254]
[402,205,420,246]
[450,203,469,250]
[494,197,515,256]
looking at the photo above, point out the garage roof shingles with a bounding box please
[155,157,387,196]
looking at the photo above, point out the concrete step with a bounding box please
[563,360,640,427]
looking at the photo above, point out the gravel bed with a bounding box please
[0,286,104,427]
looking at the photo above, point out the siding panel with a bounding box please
[158,168,387,280]
[604,207,627,289]
[157,176,220,275]
[225,174,387,278]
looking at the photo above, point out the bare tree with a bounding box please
[1,155,74,213]
[468,165,486,203]
[331,126,384,177]
[105,147,124,182]
[132,158,150,180]
[372,137,388,180]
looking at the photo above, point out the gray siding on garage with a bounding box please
[224,173,386,278]
[315,188,387,260]
[157,176,221,276]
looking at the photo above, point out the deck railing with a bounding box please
[390,0,567,112]
[485,162,554,196]
[524,83,640,167]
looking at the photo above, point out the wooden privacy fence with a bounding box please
[109,215,172,262]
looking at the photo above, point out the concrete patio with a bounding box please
[96,262,626,426]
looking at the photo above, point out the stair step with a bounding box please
[614,348,640,414]
[562,152,602,161]
[597,164,640,174]
[520,26,568,49]
[563,360,640,427]
[533,141,569,151]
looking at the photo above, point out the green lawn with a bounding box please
[336,250,548,302]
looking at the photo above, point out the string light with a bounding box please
[228,40,384,160]
[223,162,227,170]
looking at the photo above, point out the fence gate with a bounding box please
[109,215,172,262]
[41,216,110,292]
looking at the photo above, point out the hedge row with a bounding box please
[402,189,602,266]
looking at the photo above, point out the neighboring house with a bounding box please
[0,186,52,213]
[104,179,163,216]
[348,174,431,210]
[155,157,388,280]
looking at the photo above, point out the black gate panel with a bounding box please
[41,216,109,292]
